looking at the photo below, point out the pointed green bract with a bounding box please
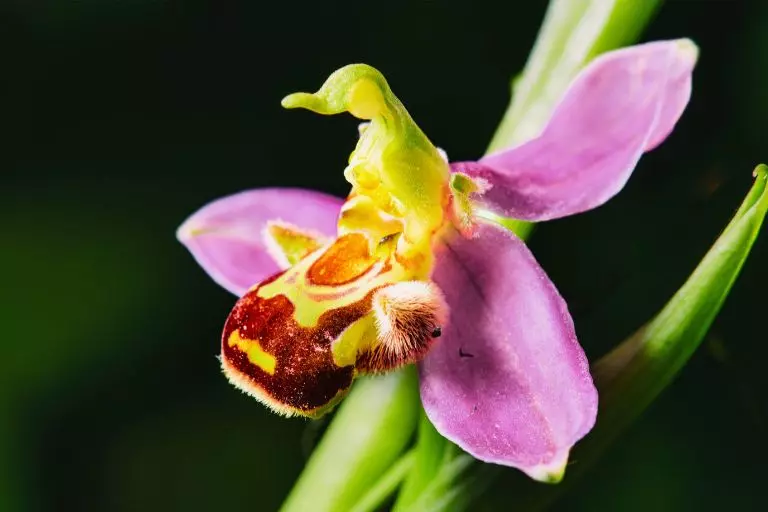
[594,165,768,429]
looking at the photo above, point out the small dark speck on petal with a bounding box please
[459,348,474,358]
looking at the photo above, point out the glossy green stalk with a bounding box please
[392,412,450,511]
[594,165,768,439]
[350,450,416,512]
[280,367,419,512]
[402,452,475,512]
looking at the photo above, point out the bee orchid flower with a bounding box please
[177,39,697,482]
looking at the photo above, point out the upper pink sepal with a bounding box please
[419,223,598,481]
[460,39,697,222]
[176,188,342,296]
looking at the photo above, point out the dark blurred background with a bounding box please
[2,1,766,510]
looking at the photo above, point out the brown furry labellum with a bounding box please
[357,281,448,373]
[220,231,449,417]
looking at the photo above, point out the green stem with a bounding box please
[594,165,768,439]
[280,367,420,512]
[404,454,475,512]
[349,450,416,512]
[392,411,449,511]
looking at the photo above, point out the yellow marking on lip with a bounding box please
[263,221,326,268]
[228,330,277,375]
[258,234,406,328]
[332,314,377,367]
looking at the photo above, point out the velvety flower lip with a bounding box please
[455,39,697,222]
[177,40,696,482]
[176,188,342,296]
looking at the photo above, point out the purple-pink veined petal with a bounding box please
[420,223,598,481]
[457,39,697,222]
[177,188,342,296]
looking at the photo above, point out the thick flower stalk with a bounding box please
[177,39,696,481]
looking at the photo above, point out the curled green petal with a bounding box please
[281,64,392,118]
[283,63,450,268]
[281,92,331,114]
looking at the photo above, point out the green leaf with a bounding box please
[392,411,449,511]
[593,165,768,435]
[279,367,420,512]
[349,450,416,512]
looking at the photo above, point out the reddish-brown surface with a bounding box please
[221,272,372,414]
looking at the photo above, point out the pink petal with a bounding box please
[419,223,598,481]
[459,39,697,222]
[177,188,342,296]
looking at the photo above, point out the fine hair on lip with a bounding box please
[358,280,448,372]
